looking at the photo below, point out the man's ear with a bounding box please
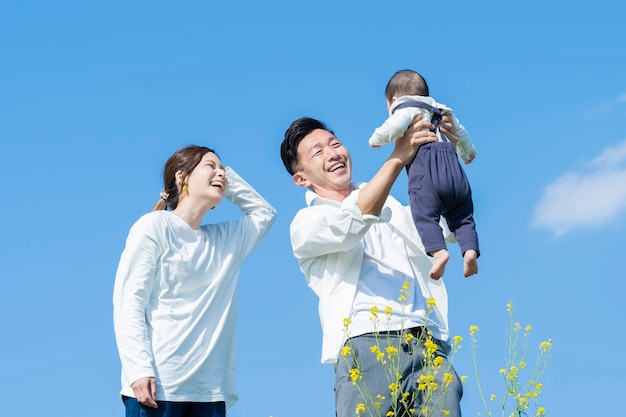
[292,172,310,188]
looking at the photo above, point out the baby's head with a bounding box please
[385,69,429,109]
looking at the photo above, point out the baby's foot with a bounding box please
[463,250,478,278]
[429,249,450,280]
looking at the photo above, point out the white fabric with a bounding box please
[289,183,453,364]
[348,222,430,337]
[368,95,477,163]
[113,167,276,407]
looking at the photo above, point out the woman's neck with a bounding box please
[172,200,212,230]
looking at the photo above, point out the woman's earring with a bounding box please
[183,185,188,193]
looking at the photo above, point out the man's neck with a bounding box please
[311,183,356,202]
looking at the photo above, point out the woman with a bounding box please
[113,145,276,417]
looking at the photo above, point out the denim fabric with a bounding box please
[335,331,463,417]
[123,397,226,417]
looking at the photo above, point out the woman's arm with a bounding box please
[221,167,277,257]
[112,216,160,397]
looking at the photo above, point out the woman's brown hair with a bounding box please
[151,145,218,211]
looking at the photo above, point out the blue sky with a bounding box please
[1,1,625,416]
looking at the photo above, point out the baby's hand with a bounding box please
[464,152,476,164]
[370,144,382,149]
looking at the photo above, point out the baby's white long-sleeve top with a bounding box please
[368,95,477,163]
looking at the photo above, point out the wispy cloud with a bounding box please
[532,139,626,236]
[585,93,626,118]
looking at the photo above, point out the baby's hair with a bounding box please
[385,69,430,104]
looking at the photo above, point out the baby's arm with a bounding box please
[449,113,477,164]
[368,108,420,148]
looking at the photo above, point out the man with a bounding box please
[280,116,463,417]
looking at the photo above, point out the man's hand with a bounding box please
[392,116,438,166]
[131,377,158,409]
[438,114,459,149]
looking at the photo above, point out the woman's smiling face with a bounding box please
[182,151,227,206]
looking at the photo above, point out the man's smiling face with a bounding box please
[292,128,354,201]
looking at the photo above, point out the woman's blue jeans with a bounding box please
[123,397,226,417]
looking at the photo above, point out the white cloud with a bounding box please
[585,93,626,118]
[532,139,626,236]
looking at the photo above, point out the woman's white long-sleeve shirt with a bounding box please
[113,167,276,407]
[289,184,452,364]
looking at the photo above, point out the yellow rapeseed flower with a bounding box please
[426,297,437,308]
[388,382,400,394]
[519,361,526,368]
[386,412,395,417]
[518,396,528,409]
[386,346,398,357]
[443,410,450,416]
[424,338,438,355]
[460,375,468,382]
[356,403,366,415]
[343,318,352,328]
[537,407,546,417]
[349,368,362,385]
[453,335,463,345]
[443,372,453,387]
[469,325,479,336]
[539,339,553,352]
[341,346,352,357]
[490,394,496,401]
[384,306,393,316]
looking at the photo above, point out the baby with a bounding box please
[368,69,479,279]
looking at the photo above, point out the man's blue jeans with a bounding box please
[123,397,226,417]
[335,329,463,417]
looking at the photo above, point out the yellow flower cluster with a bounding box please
[341,346,352,358]
[370,345,385,362]
[339,293,553,417]
[424,338,438,356]
[350,368,362,385]
[539,339,553,352]
[416,374,438,392]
